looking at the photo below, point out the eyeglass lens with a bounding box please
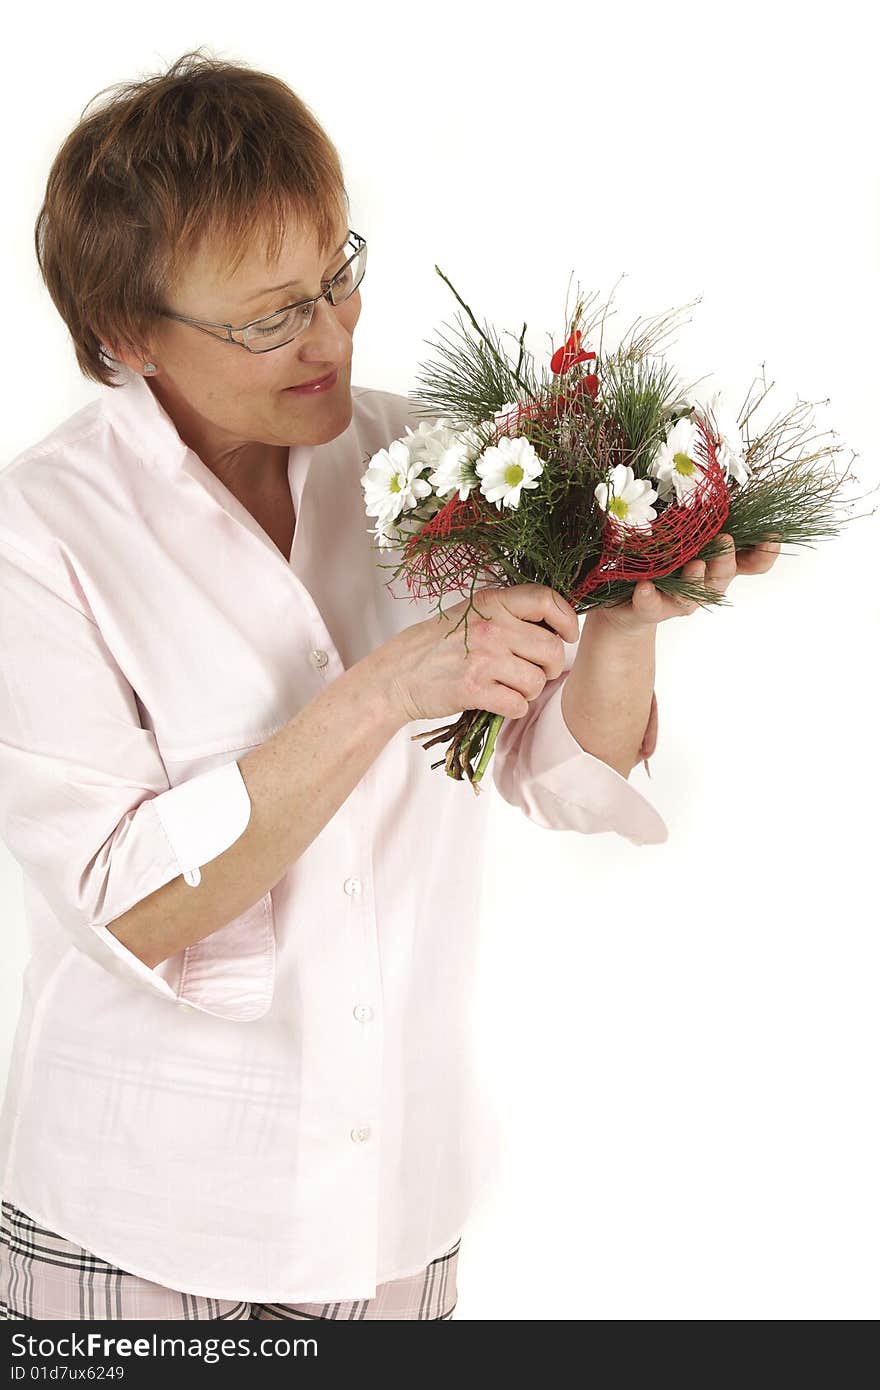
[242,237,366,352]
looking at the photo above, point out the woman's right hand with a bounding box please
[373,584,582,726]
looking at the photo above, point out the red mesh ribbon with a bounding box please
[400,493,505,599]
[492,377,598,437]
[572,412,730,601]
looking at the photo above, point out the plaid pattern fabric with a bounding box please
[1,1200,459,1320]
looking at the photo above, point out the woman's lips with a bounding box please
[284,367,339,394]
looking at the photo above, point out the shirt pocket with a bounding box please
[156,739,279,1022]
[176,887,276,1022]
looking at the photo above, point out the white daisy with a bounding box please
[427,424,487,502]
[648,416,706,506]
[702,389,750,486]
[360,438,434,524]
[475,435,545,511]
[491,400,522,430]
[366,515,399,550]
[400,418,459,468]
[594,464,658,530]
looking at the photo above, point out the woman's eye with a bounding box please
[248,259,350,337]
[254,312,290,336]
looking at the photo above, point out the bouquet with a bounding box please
[360,269,865,793]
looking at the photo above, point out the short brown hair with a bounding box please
[34,47,350,388]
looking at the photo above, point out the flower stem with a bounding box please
[471,712,506,789]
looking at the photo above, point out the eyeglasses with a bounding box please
[157,229,367,353]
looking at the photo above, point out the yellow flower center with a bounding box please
[673,451,695,476]
[608,496,629,520]
[389,474,402,493]
[504,463,524,488]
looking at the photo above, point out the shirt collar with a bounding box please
[99,358,190,470]
[97,358,314,507]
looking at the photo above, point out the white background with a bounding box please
[1,1,877,1319]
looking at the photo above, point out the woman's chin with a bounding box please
[282,390,352,446]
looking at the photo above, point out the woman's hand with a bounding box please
[378,583,578,727]
[595,533,782,635]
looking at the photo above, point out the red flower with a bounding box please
[550,328,597,375]
[573,373,599,403]
[549,372,599,419]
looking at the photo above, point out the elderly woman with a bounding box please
[0,51,777,1321]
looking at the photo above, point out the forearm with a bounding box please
[106,652,405,970]
[560,609,657,779]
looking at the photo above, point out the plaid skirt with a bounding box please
[0,1199,460,1320]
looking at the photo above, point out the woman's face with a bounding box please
[111,209,361,473]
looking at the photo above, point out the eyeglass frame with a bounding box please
[156,229,366,353]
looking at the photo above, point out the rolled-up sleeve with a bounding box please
[491,628,668,845]
[0,532,253,998]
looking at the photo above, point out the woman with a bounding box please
[0,49,776,1321]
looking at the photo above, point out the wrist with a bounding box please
[357,645,409,737]
[583,604,658,647]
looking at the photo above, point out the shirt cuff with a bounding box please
[151,758,252,886]
[492,678,669,845]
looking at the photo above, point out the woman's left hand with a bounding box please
[596,532,782,634]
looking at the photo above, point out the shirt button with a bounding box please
[183,867,201,887]
[353,1004,373,1022]
[343,877,361,896]
[310,648,329,669]
[350,1126,371,1143]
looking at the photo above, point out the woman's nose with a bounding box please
[305,293,352,352]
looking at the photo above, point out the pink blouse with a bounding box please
[0,363,667,1303]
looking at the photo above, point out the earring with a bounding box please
[143,362,157,375]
